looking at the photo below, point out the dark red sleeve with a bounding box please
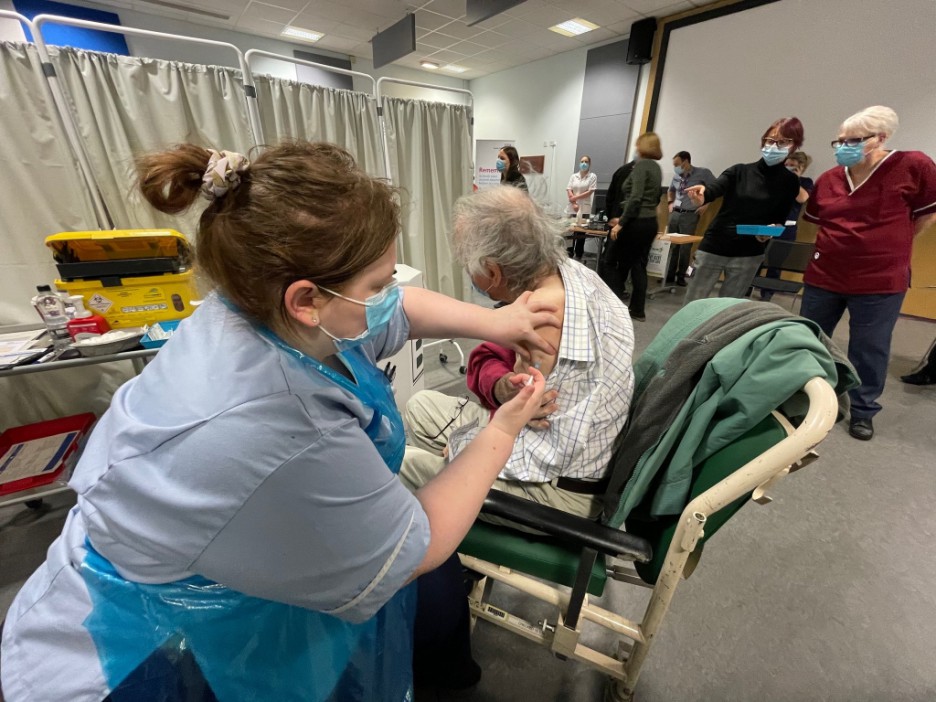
[907,152,936,218]
[466,342,516,410]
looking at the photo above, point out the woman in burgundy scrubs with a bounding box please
[801,106,936,441]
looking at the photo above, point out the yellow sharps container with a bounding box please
[45,229,199,329]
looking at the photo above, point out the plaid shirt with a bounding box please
[450,260,634,482]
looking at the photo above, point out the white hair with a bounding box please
[841,105,899,139]
[451,186,565,296]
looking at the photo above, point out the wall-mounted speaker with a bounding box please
[626,17,657,65]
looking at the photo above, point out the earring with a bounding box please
[308,313,319,326]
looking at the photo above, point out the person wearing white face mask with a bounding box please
[799,106,936,441]
[565,154,598,260]
[683,117,803,304]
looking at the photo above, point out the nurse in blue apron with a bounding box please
[0,142,555,701]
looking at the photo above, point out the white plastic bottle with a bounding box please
[31,285,71,350]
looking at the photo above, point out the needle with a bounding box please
[525,362,541,387]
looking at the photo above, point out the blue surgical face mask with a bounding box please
[317,281,401,352]
[674,165,684,176]
[761,145,790,166]
[579,161,589,171]
[835,143,864,167]
[496,158,507,172]
[471,278,494,301]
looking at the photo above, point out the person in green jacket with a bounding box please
[606,132,664,321]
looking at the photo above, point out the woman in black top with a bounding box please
[497,145,528,191]
[682,117,803,303]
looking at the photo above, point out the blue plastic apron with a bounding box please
[79,335,414,701]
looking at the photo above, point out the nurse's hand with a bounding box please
[492,291,560,358]
[495,374,559,429]
[489,367,548,437]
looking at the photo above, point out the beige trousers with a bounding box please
[400,390,600,529]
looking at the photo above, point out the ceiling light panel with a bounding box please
[281,26,324,42]
[549,17,600,37]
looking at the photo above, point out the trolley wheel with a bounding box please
[439,353,448,364]
[669,287,677,294]
[24,499,44,510]
[459,366,467,375]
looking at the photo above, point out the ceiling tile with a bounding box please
[607,19,637,34]
[418,32,453,49]
[261,0,313,11]
[468,30,509,48]
[414,8,453,31]
[655,1,696,17]
[425,48,469,64]
[488,17,542,38]
[350,41,374,58]
[469,48,514,65]
[430,18,484,40]
[235,15,285,35]
[468,11,510,30]
[622,0,676,15]
[332,21,376,41]
[316,35,360,51]
[573,26,618,43]
[506,0,552,20]
[419,0,467,20]
[242,1,299,25]
[448,39,486,56]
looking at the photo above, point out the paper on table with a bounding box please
[0,330,48,365]
[0,431,78,485]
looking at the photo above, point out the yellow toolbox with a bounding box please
[45,229,199,329]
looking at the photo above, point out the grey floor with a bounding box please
[2,279,935,702]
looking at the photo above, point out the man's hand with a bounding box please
[488,367,548,437]
[494,373,559,429]
[610,223,622,241]
[667,202,675,213]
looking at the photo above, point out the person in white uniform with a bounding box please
[565,154,598,260]
[0,141,558,702]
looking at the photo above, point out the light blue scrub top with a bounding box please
[0,292,430,700]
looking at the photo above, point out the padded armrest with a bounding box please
[480,490,653,563]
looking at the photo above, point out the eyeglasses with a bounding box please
[831,135,876,148]
[763,137,794,148]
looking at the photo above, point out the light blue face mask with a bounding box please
[318,281,401,352]
[579,161,589,171]
[761,145,790,166]
[496,158,507,172]
[674,165,684,176]
[471,279,494,301]
[835,143,864,167]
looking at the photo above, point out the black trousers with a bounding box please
[608,217,658,317]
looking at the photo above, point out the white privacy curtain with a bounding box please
[0,41,98,324]
[253,75,383,177]
[381,96,472,298]
[49,46,254,235]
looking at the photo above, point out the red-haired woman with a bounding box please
[683,117,805,302]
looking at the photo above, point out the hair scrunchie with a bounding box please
[201,149,250,200]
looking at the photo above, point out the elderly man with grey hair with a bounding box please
[400,186,635,524]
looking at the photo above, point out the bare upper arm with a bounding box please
[514,285,563,378]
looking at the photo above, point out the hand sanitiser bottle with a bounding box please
[66,295,110,341]
[31,285,71,350]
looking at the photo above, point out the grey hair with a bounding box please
[451,186,566,296]
[841,105,899,139]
